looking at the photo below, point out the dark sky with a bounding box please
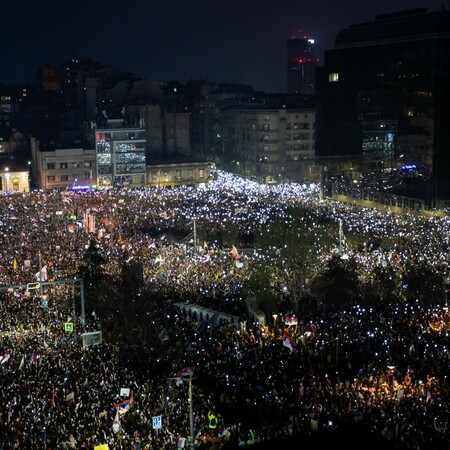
[2,0,448,93]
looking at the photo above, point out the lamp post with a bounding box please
[27,161,31,190]
[4,167,9,192]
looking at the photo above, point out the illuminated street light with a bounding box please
[4,167,9,192]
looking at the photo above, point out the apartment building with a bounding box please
[30,138,96,190]
[221,107,317,183]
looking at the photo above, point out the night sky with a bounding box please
[2,0,449,93]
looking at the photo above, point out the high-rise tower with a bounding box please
[287,36,317,95]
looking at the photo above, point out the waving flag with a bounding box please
[181,366,195,377]
[282,333,298,352]
[35,265,48,282]
[116,399,131,415]
[235,253,244,268]
[0,351,11,365]
[229,245,239,258]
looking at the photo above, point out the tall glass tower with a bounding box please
[287,36,317,95]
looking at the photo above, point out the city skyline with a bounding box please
[2,0,449,93]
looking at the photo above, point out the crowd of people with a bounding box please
[0,170,449,449]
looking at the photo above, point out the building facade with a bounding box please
[287,36,317,95]
[0,161,29,193]
[221,107,317,183]
[94,120,147,189]
[30,138,96,191]
[147,158,212,189]
[315,7,450,207]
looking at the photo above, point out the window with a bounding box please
[164,171,169,182]
[59,175,69,182]
[151,171,157,181]
[47,163,55,170]
[329,73,339,82]
[263,135,269,142]
[199,169,204,178]
[293,133,309,141]
[187,170,193,180]
[47,176,55,182]
[175,170,182,180]
[263,124,270,131]
[60,162,68,169]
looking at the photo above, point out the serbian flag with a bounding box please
[116,400,131,415]
[283,333,297,352]
[181,366,195,377]
[285,316,298,326]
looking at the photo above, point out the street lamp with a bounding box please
[27,161,31,190]
[4,167,9,192]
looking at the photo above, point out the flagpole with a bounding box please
[39,250,43,299]
[189,373,194,450]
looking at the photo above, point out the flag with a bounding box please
[89,214,96,233]
[229,245,239,258]
[51,391,55,408]
[0,351,11,365]
[177,437,186,448]
[130,391,134,408]
[13,258,18,270]
[35,265,48,282]
[282,333,297,352]
[116,400,131,415]
[112,409,121,433]
[181,366,195,377]
[19,354,25,371]
[235,253,244,268]
[285,316,298,326]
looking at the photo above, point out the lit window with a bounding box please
[329,73,339,82]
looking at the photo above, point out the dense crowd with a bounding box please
[0,170,449,449]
